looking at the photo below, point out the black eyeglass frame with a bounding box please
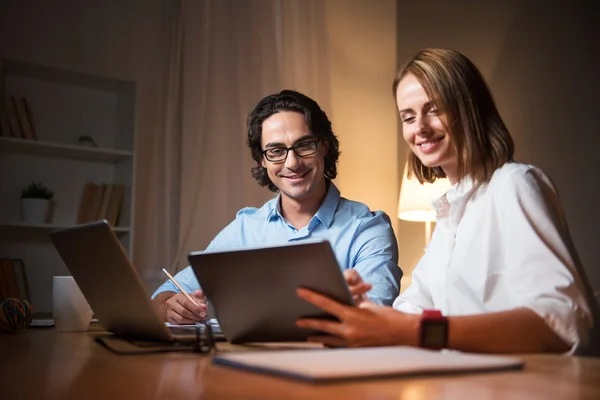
[261,139,320,163]
[194,320,215,353]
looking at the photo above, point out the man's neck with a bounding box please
[280,181,328,230]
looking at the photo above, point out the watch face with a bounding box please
[422,320,448,349]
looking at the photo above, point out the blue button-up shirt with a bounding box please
[152,182,401,305]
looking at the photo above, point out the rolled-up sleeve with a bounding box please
[393,250,436,314]
[351,212,402,306]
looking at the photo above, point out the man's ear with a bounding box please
[261,157,267,168]
[320,139,329,155]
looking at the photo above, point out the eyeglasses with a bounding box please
[166,320,216,353]
[261,140,319,162]
[194,320,215,353]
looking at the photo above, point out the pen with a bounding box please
[162,268,200,307]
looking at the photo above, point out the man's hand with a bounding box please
[343,269,374,308]
[153,290,209,324]
[296,287,420,348]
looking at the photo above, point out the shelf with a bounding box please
[2,58,134,94]
[0,137,133,163]
[0,221,130,233]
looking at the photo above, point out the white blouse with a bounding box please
[393,162,595,353]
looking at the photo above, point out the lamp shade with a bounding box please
[397,161,451,222]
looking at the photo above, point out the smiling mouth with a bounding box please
[283,169,310,180]
[417,136,444,150]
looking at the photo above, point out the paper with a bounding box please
[213,346,524,382]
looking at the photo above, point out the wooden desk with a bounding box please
[1,327,600,399]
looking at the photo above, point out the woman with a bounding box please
[296,48,597,354]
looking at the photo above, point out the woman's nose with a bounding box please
[414,115,431,135]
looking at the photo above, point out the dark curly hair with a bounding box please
[247,90,340,192]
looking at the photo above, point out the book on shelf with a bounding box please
[86,183,106,223]
[77,182,125,226]
[76,182,96,224]
[0,259,30,301]
[0,260,8,299]
[98,183,114,221]
[0,103,11,137]
[22,97,37,140]
[5,99,22,138]
[13,97,37,140]
[105,184,125,226]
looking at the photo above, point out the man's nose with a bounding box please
[284,149,301,169]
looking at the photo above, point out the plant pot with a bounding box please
[21,198,50,224]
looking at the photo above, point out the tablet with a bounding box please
[188,240,354,343]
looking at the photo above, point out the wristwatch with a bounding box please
[419,309,448,350]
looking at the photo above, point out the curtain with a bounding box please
[136,0,332,281]
[134,0,183,281]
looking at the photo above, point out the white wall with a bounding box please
[395,0,600,293]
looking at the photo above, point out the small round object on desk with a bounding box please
[0,298,33,333]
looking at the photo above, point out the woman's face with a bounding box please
[396,73,458,184]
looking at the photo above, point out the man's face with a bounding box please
[260,111,328,202]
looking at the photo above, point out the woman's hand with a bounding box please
[296,287,420,348]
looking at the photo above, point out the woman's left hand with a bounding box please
[296,287,420,348]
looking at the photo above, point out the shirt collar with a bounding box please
[313,180,340,229]
[432,175,475,220]
[265,180,340,229]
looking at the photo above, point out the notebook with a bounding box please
[213,346,524,382]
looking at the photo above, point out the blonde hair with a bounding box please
[393,48,514,184]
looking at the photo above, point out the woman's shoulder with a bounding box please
[492,161,535,178]
[487,161,558,200]
[490,162,551,187]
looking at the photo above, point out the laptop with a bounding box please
[49,220,219,342]
[188,240,354,343]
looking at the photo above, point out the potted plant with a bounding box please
[77,135,97,148]
[21,181,54,224]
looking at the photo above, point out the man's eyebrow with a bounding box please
[264,134,315,148]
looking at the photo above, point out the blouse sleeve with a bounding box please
[496,167,594,353]
[392,231,438,313]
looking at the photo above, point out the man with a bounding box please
[152,90,402,324]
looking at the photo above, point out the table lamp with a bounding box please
[397,161,451,244]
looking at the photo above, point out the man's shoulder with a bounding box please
[234,196,278,221]
[337,196,392,225]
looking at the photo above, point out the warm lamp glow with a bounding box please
[398,161,451,243]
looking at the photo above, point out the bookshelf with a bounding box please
[0,58,136,312]
[0,136,133,162]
